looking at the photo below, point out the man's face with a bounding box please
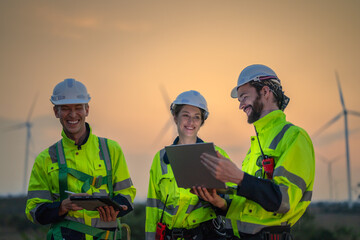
[237,83,264,124]
[53,104,89,140]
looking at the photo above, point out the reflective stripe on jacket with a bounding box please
[25,124,136,232]
[145,137,230,240]
[225,110,315,237]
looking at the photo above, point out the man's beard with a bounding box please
[247,95,263,124]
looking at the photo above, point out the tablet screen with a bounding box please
[70,195,122,211]
[165,142,226,189]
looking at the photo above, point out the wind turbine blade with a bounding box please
[26,93,39,122]
[1,123,26,132]
[335,71,346,110]
[313,126,360,147]
[317,152,339,160]
[316,153,329,164]
[329,155,342,163]
[348,110,360,117]
[159,84,172,109]
[313,112,343,138]
[152,118,174,146]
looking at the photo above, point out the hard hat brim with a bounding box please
[231,86,239,98]
[50,98,91,105]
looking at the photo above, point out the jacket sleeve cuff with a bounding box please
[113,195,133,217]
[35,201,66,225]
[212,198,232,216]
[237,173,282,212]
[237,172,255,196]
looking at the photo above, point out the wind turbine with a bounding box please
[317,153,341,201]
[313,72,360,208]
[4,94,38,194]
[152,85,176,146]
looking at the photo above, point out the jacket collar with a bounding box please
[61,122,91,149]
[172,136,204,145]
[253,110,286,134]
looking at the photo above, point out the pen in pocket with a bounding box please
[65,190,76,195]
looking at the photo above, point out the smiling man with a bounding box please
[193,64,315,240]
[25,78,136,240]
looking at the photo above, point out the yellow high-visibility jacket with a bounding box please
[25,124,136,239]
[145,137,229,240]
[225,110,315,237]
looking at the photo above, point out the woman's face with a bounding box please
[174,105,202,139]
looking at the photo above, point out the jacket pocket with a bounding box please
[158,177,179,208]
[48,163,59,173]
[93,160,107,176]
[47,163,60,193]
[243,201,283,221]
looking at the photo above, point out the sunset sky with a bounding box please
[1,0,360,203]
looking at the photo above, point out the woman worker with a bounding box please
[145,90,229,240]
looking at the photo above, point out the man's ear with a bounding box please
[261,86,271,98]
[85,104,89,117]
[53,106,60,118]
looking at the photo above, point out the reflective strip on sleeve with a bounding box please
[113,178,133,191]
[268,124,294,150]
[274,166,307,194]
[277,185,290,214]
[29,202,47,224]
[27,190,53,201]
[185,201,210,214]
[116,193,134,209]
[146,198,178,216]
[159,149,168,175]
[300,191,312,202]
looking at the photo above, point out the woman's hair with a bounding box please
[171,104,206,126]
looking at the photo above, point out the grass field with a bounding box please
[1,196,359,240]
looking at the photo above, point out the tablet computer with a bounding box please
[70,195,122,211]
[165,142,227,190]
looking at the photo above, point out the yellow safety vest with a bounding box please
[26,125,136,240]
[225,110,315,237]
[145,138,230,240]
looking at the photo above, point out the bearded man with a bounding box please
[192,64,315,240]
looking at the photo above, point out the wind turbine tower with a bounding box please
[23,117,33,193]
[314,72,360,208]
[318,154,340,201]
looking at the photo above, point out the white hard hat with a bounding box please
[230,64,280,98]
[50,78,91,105]
[170,90,209,120]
